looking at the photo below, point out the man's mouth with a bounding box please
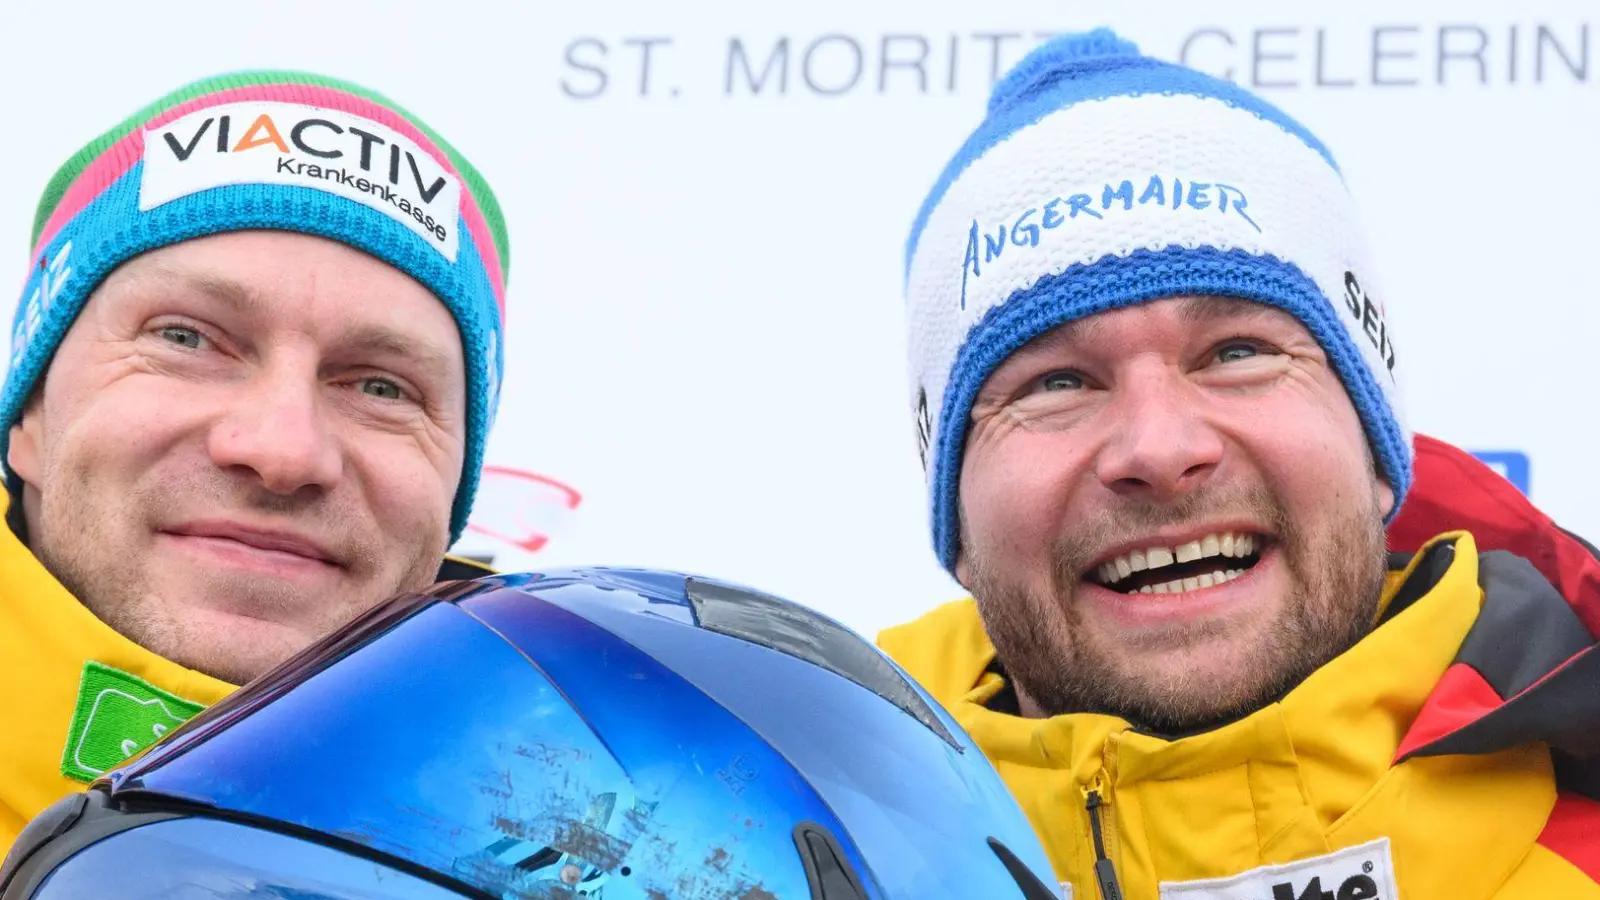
[163,521,343,569]
[1087,531,1266,595]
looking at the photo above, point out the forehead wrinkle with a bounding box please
[111,257,277,321]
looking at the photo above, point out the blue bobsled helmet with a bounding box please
[0,567,1059,899]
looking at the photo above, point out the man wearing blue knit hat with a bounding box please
[879,28,1600,899]
[0,71,508,851]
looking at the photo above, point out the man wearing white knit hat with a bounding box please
[878,27,1600,900]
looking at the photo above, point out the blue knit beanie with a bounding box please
[4,71,510,543]
[903,28,1410,574]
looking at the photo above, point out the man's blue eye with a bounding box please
[160,326,203,349]
[361,378,404,400]
[1041,372,1082,391]
[1217,343,1259,363]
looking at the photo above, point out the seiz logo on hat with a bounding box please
[139,101,462,262]
[1342,271,1397,380]
[1159,838,1397,900]
[915,386,933,471]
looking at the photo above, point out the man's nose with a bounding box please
[206,368,343,498]
[1092,368,1224,502]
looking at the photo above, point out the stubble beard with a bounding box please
[29,462,442,685]
[964,482,1390,734]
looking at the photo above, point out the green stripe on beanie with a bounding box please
[28,69,510,288]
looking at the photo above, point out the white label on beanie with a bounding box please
[139,101,461,263]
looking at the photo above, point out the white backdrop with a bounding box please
[0,1,1592,640]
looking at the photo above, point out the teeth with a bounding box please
[1093,531,1264,586]
[1126,568,1240,596]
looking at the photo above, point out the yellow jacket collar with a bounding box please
[892,533,1483,829]
[0,490,236,843]
[0,490,495,849]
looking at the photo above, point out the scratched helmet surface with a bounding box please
[0,568,1059,900]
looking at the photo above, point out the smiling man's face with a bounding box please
[7,230,467,684]
[955,295,1393,731]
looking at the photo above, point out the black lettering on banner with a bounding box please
[404,151,447,204]
[915,387,932,470]
[623,36,671,96]
[565,25,1590,100]
[803,34,863,95]
[1510,24,1521,83]
[562,38,609,99]
[1269,872,1380,900]
[1253,27,1300,88]
[945,33,960,92]
[880,33,930,92]
[1537,24,1589,82]
[1343,271,1397,374]
[1179,28,1235,81]
[290,118,344,158]
[1372,26,1421,86]
[727,37,789,94]
[1438,24,1489,85]
[162,118,214,162]
[263,155,451,247]
[1316,28,1356,87]
[347,126,386,171]
[972,31,1021,84]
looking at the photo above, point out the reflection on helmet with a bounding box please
[0,568,1059,900]
[454,790,657,897]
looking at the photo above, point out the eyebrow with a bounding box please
[1176,295,1283,327]
[133,263,274,318]
[341,325,461,383]
[128,263,461,381]
[1011,296,1281,361]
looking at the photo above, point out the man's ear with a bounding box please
[1377,476,1396,520]
[8,392,44,487]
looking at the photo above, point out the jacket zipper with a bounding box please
[1084,776,1124,900]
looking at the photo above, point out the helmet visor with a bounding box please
[24,816,472,900]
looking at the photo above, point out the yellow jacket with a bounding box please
[880,533,1600,900]
[0,492,493,855]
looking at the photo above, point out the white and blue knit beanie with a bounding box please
[903,28,1410,574]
